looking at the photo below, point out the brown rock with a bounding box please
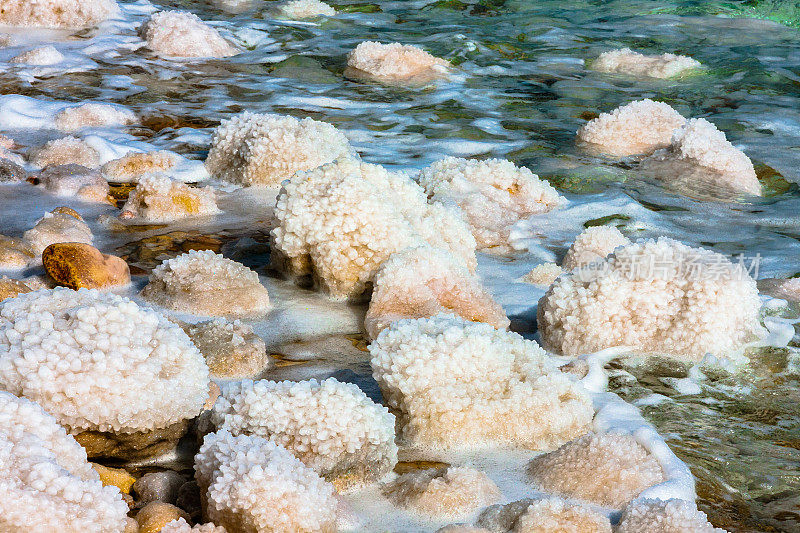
[0,277,31,302]
[133,470,187,505]
[92,463,137,494]
[74,418,192,461]
[124,517,139,533]
[135,502,189,533]
[43,242,131,289]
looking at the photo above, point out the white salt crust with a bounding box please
[0,0,119,29]
[475,497,612,532]
[140,11,237,58]
[277,0,336,18]
[141,250,271,317]
[160,518,227,533]
[0,392,129,532]
[120,174,220,222]
[54,103,137,132]
[210,378,397,487]
[30,136,101,169]
[205,112,352,186]
[9,45,64,65]
[195,430,338,533]
[538,238,765,360]
[0,288,210,433]
[561,226,630,270]
[577,99,687,157]
[186,319,270,379]
[616,498,728,533]
[418,157,566,249]
[38,164,110,203]
[520,263,563,286]
[369,314,594,450]
[272,157,477,300]
[592,48,701,79]
[346,41,450,83]
[101,150,180,182]
[23,208,93,255]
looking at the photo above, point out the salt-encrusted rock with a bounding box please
[0,158,28,182]
[133,471,187,505]
[418,157,566,250]
[0,277,31,301]
[185,319,270,379]
[205,112,352,186]
[346,41,450,84]
[0,0,119,28]
[277,0,335,18]
[136,502,190,533]
[476,497,612,533]
[577,100,686,157]
[0,288,210,452]
[210,378,397,489]
[616,498,728,533]
[537,238,765,360]
[37,164,111,203]
[592,48,701,78]
[140,11,238,58]
[42,242,130,290]
[119,175,220,223]
[527,432,665,509]
[561,226,630,270]
[9,45,64,65]
[55,103,137,132]
[370,314,593,450]
[30,136,101,169]
[141,250,271,317]
[365,246,509,340]
[0,391,129,532]
[160,518,228,532]
[92,464,137,494]
[383,467,501,518]
[0,236,34,269]
[195,430,338,532]
[102,151,180,183]
[520,263,563,286]
[639,118,761,197]
[437,526,491,533]
[272,158,476,300]
[23,207,94,255]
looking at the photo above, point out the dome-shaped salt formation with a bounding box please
[160,518,227,532]
[37,164,111,203]
[537,237,765,360]
[0,0,118,29]
[272,158,476,300]
[54,103,137,132]
[616,498,727,533]
[527,432,665,509]
[205,112,352,187]
[0,288,210,435]
[370,314,593,450]
[0,236,34,269]
[0,392,129,532]
[577,100,686,157]
[185,319,270,379]
[592,48,701,78]
[119,175,220,222]
[210,378,397,489]
[10,45,64,65]
[277,0,335,18]
[639,118,761,197]
[365,246,508,340]
[141,250,271,317]
[520,263,563,286]
[23,207,94,255]
[102,151,180,183]
[383,467,502,518]
[195,430,338,533]
[140,11,238,58]
[30,136,101,169]
[418,157,566,250]
[561,226,630,270]
[475,497,612,533]
[346,41,450,84]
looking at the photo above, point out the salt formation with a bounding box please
[102,151,180,182]
[277,0,336,18]
[160,518,227,533]
[592,48,701,78]
[210,378,397,488]
[141,250,271,317]
[537,237,765,360]
[639,118,761,196]
[140,11,237,58]
[418,157,566,249]
[23,207,93,255]
[346,41,450,83]
[561,226,630,270]
[272,158,476,299]
[365,246,509,340]
[0,159,27,182]
[370,314,593,449]
[0,236,34,269]
[30,136,101,169]
[0,288,210,434]
[0,277,31,301]
[383,467,502,518]
[527,432,665,508]
[520,263,563,286]
[0,0,119,28]
[119,175,220,222]
[54,103,137,132]
[9,45,64,65]
[577,99,686,157]
[185,319,270,379]
[195,430,338,532]
[476,497,612,533]
[616,498,727,533]
[205,112,351,186]
[37,164,111,203]
[0,392,129,532]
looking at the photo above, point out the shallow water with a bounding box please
[2,0,800,531]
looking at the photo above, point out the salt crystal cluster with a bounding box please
[140,11,238,58]
[520,263,563,286]
[476,497,612,533]
[30,136,101,169]
[0,0,119,29]
[23,207,93,255]
[205,112,352,186]
[102,150,180,183]
[54,103,137,132]
[210,378,397,488]
[9,45,64,65]
[272,158,476,299]
[370,314,593,450]
[537,238,765,360]
[616,498,728,533]
[185,319,270,379]
[277,0,336,18]
[561,226,630,270]
[592,48,701,78]
[160,518,227,533]
[346,41,450,83]
[419,157,566,249]
[0,288,211,433]
[365,246,508,340]
[195,430,338,532]
[120,175,220,222]
[0,392,129,532]
[141,250,271,317]
[38,164,111,203]
[0,236,33,270]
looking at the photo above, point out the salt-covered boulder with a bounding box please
[475,497,612,532]
[0,0,118,29]
[185,319,270,379]
[102,151,180,183]
[54,103,137,132]
[592,48,701,78]
[277,0,335,18]
[0,236,34,269]
[119,175,219,222]
[616,498,728,533]
[561,226,630,270]
[520,263,563,286]
[30,136,101,169]
[0,277,31,301]
[160,518,227,532]
[37,164,111,203]
[23,207,94,256]
[346,41,450,84]
[140,11,237,58]
[9,45,64,65]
